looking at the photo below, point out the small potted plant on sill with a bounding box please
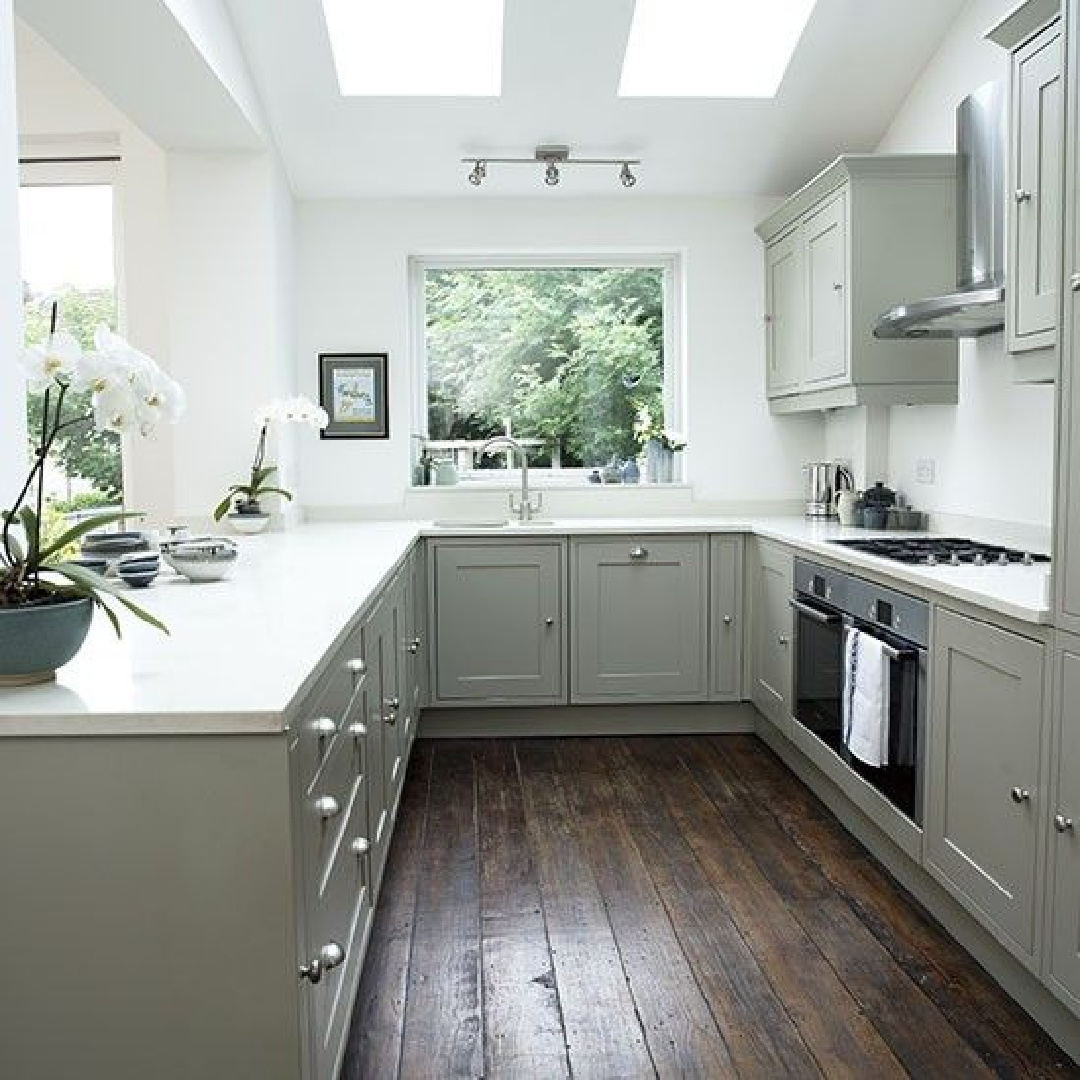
[213,396,328,533]
[0,308,185,685]
[633,406,686,484]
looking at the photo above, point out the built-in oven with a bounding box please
[790,558,928,826]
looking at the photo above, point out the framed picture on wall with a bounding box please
[318,352,389,439]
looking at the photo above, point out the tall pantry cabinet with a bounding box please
[1050,0,1080,1014]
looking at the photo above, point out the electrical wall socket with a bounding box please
[915,458,936,484]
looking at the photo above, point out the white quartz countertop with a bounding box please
[0,516,1051,734]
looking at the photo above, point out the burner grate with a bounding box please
[830,537,1050,567]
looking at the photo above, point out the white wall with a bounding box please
[874,0,1056,526]
[0,0,28,500]
[295,196,825,514]
[166,150,299,520]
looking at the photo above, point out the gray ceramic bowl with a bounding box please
[161,537,238,582]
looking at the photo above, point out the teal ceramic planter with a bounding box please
[0,597,94,686]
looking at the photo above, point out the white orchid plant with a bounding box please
[632,404,686,452]
[1,305,184,634]
[213,395,328,521]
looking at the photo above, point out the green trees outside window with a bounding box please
[424,266,667,470]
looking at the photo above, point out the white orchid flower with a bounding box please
[20,331,82,392]
[92,383,139,435]
[259,395,329,430]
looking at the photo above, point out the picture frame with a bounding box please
[318,352,389,439]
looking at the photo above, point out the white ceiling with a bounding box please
[225,0,969,199]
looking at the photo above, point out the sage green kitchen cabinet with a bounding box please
[430,540,566,706]
[989,1,1064,378]
[1055,0,1080,634]
[926,607,1048,968]
[710,534,745,701]
[1046,631,1080,1013]
[571,536,708,703]
[765,226,805,396]
[756,154,958,412]
[746,538,794,736]
[805,190,849,386]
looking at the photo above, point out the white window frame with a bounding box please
[407,250,686,487]
[18,148,128,502]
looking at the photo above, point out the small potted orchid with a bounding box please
[1,306,185,685]
[633,405,686,484]
[213,396,328,533]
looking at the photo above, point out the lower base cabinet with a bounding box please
[1047,631,1080,1011]
[746,538,794,735]
[571,535,708,702]
[926,607,1047,967]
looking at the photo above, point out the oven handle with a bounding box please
[841,615,917,662]
[789,597,842,624]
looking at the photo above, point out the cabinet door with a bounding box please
[710,534,744,701]
[746,539,794,736]
[374,577,406,812]
[572,536,708,702]
[407,544,428,730]
[432,542,565,704]
[1047,632,1080,1013]
[805,190,849,385]
[1010,22,1063,351]
[926,608,1047,966]
[765,228,805,395]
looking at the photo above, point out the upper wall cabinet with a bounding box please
[989,0,1065,383]
[756,155,959,413]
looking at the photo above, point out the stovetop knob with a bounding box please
[998,552,1010,566]
[1022,552,1034,566]
[974,553,986,566]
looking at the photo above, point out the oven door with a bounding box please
[791,595,845,739]
[843,617,925,825]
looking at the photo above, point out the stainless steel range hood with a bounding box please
[874,83,1005,340]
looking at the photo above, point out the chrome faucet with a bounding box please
[480,436,543,522]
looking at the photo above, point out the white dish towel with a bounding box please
[842,626,891,768]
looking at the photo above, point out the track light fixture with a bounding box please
[462,145,642,189]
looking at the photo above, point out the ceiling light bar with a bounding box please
[462,145,641,188]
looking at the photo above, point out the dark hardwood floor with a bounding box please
[342,735,1079,1079]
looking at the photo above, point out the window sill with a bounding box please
[410,481,691,492]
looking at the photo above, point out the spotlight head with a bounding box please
[620,162,637,188]
[544,162,560,186]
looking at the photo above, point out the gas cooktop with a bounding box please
[830,537,1050,568]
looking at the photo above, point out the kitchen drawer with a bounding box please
[308,775,373,1080]
[292,635,367,795]
[299,709,364,887]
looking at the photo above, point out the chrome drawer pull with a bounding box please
[347,721,367,741]
[1010,787,1031,804]
[351,836,371,857]
[299,941,345,984]
[1054,813,1074,833]
[309,717,337,739]
[313,795,341,820]
[629,546,648,560]
[345,657,366,675]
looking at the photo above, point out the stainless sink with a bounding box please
[430,519,558,529]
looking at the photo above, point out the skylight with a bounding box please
[321,0,504,96]
[618,0,817,98]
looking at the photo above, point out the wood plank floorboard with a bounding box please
[343,734,1079,1080]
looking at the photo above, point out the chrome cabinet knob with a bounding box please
[1014,188,1033,203]
[832,282,844,292]
[1054,813,1075,833]
[545,617,555,626]
[347,720,367,740]
[385,696,400,710]
[313,795,341,819]
[382,697,400,726]
[309,717,337,739]
[1010,787,1031,804]
[345,657,366,675]
[723,615,732,625]
[778,634,789,646]
[299,941,345,984]
[350,836,371,857]
[629,546,648,560]
[1071,272,1080,292]
[406,637,421,654]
